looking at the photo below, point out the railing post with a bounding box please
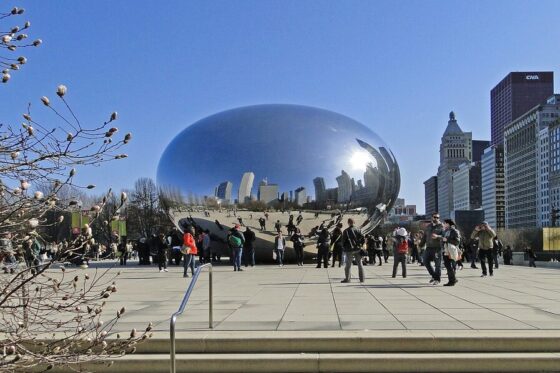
[209,268,213,329]
[170,314,176,373]
[169,263,213,373]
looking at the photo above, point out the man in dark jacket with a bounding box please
[341,218,365,283]
[243,227,256,267]
[331,223,343,267]
[316,228,330,268]
[420,213,444,285]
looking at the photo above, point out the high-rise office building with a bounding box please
[537,127,550,227]
[504,95,560,228]
[491,71,553,145]
[238,172,255,204]
[437,112,472,219]
[216,181,233,202]
[336,170,353,203]
[258,183,279,205]
[481,145,505,229]
[424,176,438,216]
[452,162,482,211]
[313,177,326,203]
[294,187,307,206]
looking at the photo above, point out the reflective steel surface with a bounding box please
[157,104,400,236]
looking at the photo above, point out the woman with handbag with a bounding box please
[442,219,460,286]
[182,226,198,278]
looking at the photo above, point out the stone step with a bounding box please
[135,331,560,354]
[78,352,560,373]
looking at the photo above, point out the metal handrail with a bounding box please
[170,263,213,373]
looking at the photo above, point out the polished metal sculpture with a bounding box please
[157,104,400,261]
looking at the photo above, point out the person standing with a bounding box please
[182,226,197,277]
[341,218,365,283]
[392,227,408,278]
[503,245,513,265]
[442,219,460,286]
[118,237,128,266]
[155,232,169,272]
[420,213,444,285]
[316,228,330,268]
[243,227,256,267]
[228,225,245,271]
[492,236,503,269]
[274,220,282,233]
[470,221,496,277]
[291,228,305,266]
[274,231,286,267]
[330,224,343,267]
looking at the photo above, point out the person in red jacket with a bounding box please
[182,226,197,278]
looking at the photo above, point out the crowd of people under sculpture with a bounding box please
[0,209,545,283]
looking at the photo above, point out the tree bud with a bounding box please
[32,39,42,46]
[56,84,67,97]
[41,96,50,106]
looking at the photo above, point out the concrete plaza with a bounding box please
[95,259,560,334]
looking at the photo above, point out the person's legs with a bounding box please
[183,254,191,277]
[424,248,436,280]
[443,256,456,284]
[278,249,284,266]
[479,250,488,275]
[401,255,407,278]
[392,255,399,277]
[356,251,365,282]
[343,252,352,281]
[434,249,442,281]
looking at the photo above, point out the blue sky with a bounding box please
[3,0,560,213]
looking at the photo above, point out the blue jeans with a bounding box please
[276,249,284,265]
[233,247,243,269]
[183,254,196,276]
[423,247,441,281]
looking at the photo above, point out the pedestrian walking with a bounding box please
[228,224,245,271]
[442,219,460,286]
[291,228,305,266]
[420,213,444,285]
[274,231,286,267]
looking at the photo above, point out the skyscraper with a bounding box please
[437,112,472,219]
[491,71,554,146]
[481,145,505,229]
[424,176,438,216]
[258,183,278,205]
[294,187,307,206]
[238,172,255,204]
[504,96,560,228]
[216,181,233,203]
[336,170,353,203]
[452,162,482,211]
[313,177,326,203]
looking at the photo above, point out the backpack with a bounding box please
[228,233,242,248]
[396,237,408,254]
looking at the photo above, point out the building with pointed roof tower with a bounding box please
[437,112,472,219]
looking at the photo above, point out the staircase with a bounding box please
[85,330,560,372]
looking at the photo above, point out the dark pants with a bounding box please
[479,249,493,275]
[423,247,441,281]
[392,253,407,277]
[411,246,420,263]
[443,255,456,283]
[243,247,255,266]
[492,248,499,269]
[470,248,478,267]
[382,249,389,263]
[332,247,342,267]
[157,253,167,270]
[294,245,304,265]
[119,252,128,265]
[317,247,329,268]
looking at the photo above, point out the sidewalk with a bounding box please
[85,259,560,334]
